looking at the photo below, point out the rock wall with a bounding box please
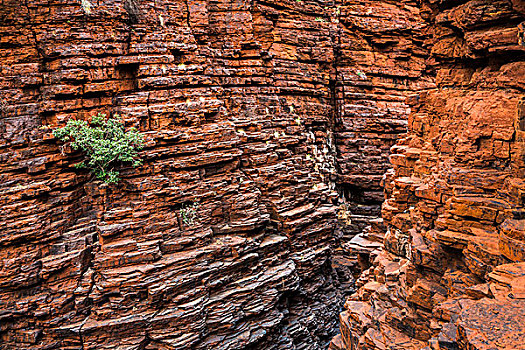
[332,0,525,349]
[2,0,523,349]
[0,0,430,349]
[1,1,344,349]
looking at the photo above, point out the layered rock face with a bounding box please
[0,0,428,349]
[332,0,525,349]
[1,1,345,349]
[1,0,524,349]
[331,0,434,294]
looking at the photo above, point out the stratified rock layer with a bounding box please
[331,0,434,295]
[0,0,432,349]
[1,1,342,349]
[332,0,525,349]
[2,0,523,349]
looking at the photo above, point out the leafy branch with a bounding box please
[53,113,144,184]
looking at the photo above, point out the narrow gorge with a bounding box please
[0,0,523,349]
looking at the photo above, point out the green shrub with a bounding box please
[53,113,144,184]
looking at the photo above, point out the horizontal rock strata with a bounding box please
[2,0,523,349]
[332,0,525,349]
[0,0,431,349]
[331,0,435,297]
[1,1,344,349]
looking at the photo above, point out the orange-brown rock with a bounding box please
[0,0,435,348]
[0,1,347,349]
[333,0,525,349]
[1,0,524,349]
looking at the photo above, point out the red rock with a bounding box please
[488,262,525,300]
[499,219,525,261]
[332,1,525,349]
[0,0,352,348]
[1,0,524,349]
[457,298,525,350]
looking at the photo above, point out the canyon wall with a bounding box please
[0,0,427,348]
[1,0,523,349]
[1,1,342,349]
[332,0,525,349]
[331,0,434,294]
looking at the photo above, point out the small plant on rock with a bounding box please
[53,113,144,184]
[80,0,92,14]
[180,202,199,226]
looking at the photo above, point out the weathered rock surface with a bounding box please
[1,1,343,349]
[332,0,525,349]
[332,0,434,295]
[1,0,524,349]
[0,0,432,348]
